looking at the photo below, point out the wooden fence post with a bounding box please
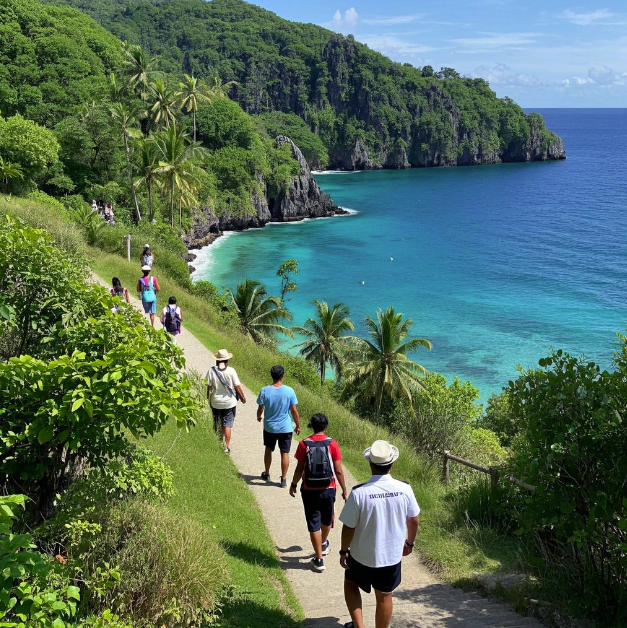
[125,234,131,262]
[489,466,499,491]
[442,451,450,485]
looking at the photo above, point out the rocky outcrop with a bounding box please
[271,136,347,219]
[185,136,346,250]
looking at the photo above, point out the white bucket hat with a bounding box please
[214,348,233,360]
[364,440,399,466]
[141,265,151,272]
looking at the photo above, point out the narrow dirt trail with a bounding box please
[98,276,542,627]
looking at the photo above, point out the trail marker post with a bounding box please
[124,235,131,262]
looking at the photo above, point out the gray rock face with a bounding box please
[185,136,346,250]
[271,136,347,220]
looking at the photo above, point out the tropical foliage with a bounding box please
[342,306,432,421]
[294,300,354,384]
[42,0,563,168]
[226,278,293,344]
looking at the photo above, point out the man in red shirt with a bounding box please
[289,413,348,572]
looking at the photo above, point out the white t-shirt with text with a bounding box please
[339,474,420,568]
[206,366,241,410]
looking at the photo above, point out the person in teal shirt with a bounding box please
[257,364,301,488]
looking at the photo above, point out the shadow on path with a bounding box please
[222,540,279,568]
[218,597,306,628]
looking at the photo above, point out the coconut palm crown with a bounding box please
[226,279,294,344]
[342,306,432,421]
[294,300,354,384]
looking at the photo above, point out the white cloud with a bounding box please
[559,9,615,26]
[475,63,542,86]
[331,8,359,32]
[359,34,434,57]
[362,14,423,26]
[573,76,595,84]
[451,32,540,52]
[587,65,627,85]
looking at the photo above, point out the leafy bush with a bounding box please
[0,218,200,512]
[505,347,627,619]
[480,391,518,446]
[0,494,80,628]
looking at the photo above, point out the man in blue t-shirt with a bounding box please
[257,364,301,488]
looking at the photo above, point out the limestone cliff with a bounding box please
[185,136,346,250]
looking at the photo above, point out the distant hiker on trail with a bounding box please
[110,277,130,306]
[136,265,160,327]
[206,349,246,454]
[289,413,348,573]
[140,244,154,268]
[339,440,420,628]
[160,296,183,341]
[256,364,301,488]
[91,199,98,213]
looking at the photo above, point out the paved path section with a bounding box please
[99,276,542,628]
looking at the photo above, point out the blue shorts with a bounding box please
[142,300,157,314]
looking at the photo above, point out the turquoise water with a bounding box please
[193,109,627,402]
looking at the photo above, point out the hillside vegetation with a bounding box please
[38,0,565,170]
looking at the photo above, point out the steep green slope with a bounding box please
[39,0,565,169]
[0,0,123,127]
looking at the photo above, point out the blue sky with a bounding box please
[247,1,627,107]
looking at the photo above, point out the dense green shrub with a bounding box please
[86,500,228,627]
[0,494,80,628]
[480,390,518,446]
[505,348,627,619]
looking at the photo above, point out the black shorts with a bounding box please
[345,555,402,594]
[212,406,236,430]
[263,429,292,454]
[301,487,336,532]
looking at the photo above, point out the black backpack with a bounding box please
[304,438,333,488]
[164,305,181,333]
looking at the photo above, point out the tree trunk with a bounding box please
[169,183,175,227]
[125,134,142,224]
[320,359,326,385]
[147,181,153,222]
[193,110,197,143]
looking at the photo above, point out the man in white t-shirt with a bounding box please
[206,349,246,453]
[339,440,420,628]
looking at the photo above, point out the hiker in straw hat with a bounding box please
[206,349,246,454]
[338,440,420,628]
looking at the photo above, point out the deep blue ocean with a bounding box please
[193,109,627,403]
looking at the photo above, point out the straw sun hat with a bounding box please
[364,440,400,466]
[214,349,233,361]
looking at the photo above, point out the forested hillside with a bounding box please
[39,0,565,170]
[0,0,342,229]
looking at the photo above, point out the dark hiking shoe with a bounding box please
[311,557,325,572]
[321,539,330,555]
[261,472,270,482]
[280,477,287,488]
[344,623,354,628]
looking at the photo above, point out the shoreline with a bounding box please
[188,207,359,278]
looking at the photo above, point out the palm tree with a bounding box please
[342,306,432,422]
[110,102,143,223]
[207,74,238,98]
[0,158,23,192]
[294,301,354,385]
[149,78,178,128]
[153,125,205,228]
[177,74,213,142]
[226,279,294,344]
[123,43,158,101]
[134,139,160,222]
[107,72,126,103]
